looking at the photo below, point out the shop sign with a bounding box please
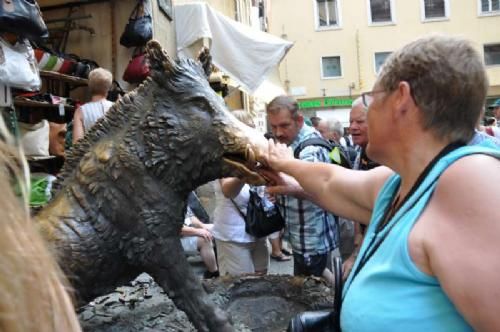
[299,97,353,109]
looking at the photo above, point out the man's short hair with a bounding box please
[310,116,322,127]
[377,35,488,142]
[266,95,300,119]
[351,97,363,109]
[324,118,344,137]
[88,68,113,96]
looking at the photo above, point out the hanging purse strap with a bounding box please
[132,46,145,58]
[129,0,145,19]
[230,198,246,219]
[332,256,343,319]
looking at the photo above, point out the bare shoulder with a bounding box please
[417,154,500,269]
[428,154,500,229]
[436,153,500,205]
[419,154,500,330]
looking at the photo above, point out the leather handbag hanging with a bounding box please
[119,0,152,48]
[0,0,49,41]
[57,57,77,75]
[0,37,41,91]
[122,48,150,84]
[230,186,285,238]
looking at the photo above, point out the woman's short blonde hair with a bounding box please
[88,68,113,96]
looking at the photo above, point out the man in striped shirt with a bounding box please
[266,95,339,284]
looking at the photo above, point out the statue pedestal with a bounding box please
[79,274,334,331]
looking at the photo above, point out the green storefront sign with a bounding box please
[299,97,353,109]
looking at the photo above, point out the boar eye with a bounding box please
[189,95,216,114]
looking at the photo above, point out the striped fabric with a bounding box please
[278,125,339,256]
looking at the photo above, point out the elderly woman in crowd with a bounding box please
[261,35,500,332]
[72,67,114,143]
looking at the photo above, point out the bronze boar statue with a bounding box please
[36,40,267,332]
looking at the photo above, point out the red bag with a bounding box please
[123,49,150,84]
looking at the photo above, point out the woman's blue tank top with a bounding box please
[340,141,500,332]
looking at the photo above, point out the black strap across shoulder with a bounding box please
[294,137,333,158]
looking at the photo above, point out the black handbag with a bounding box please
[231,186,285,238]
[0,0,48,40]
[119,0,152,48]
[332,256,343,331]
[286,256,343,331]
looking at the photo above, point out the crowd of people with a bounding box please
[1,33,499,331]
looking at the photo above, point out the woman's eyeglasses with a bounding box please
[361,90,385,110]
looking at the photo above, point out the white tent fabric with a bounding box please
[174,3,293,93]
[252,67,287,103]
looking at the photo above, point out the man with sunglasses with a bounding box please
[261,35,500,332]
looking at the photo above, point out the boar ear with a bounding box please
[146,40,175,74]
[197,47,213,78]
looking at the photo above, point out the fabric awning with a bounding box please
[174,3,293,94]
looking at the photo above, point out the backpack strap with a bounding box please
[294,137,352,168]
[293,137,333,158]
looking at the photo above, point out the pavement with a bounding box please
[188,240,294,277]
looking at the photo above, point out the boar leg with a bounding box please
[145,236,233,332]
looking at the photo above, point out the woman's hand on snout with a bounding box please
[259,139,294,171]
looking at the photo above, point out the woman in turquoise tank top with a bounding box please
[260,35,500,332]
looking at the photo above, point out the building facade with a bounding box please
[267,0,500,126]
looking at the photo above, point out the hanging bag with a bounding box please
[119,0,152,48]
[122,47,150,84]
[0,0,48,40]
[0,37,41,91]
[231,186,285,238]
[106,79,125,102]
[18,119,50,157]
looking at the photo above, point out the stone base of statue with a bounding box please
[78,274,334,332]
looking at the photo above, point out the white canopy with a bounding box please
[174,3,293,94]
